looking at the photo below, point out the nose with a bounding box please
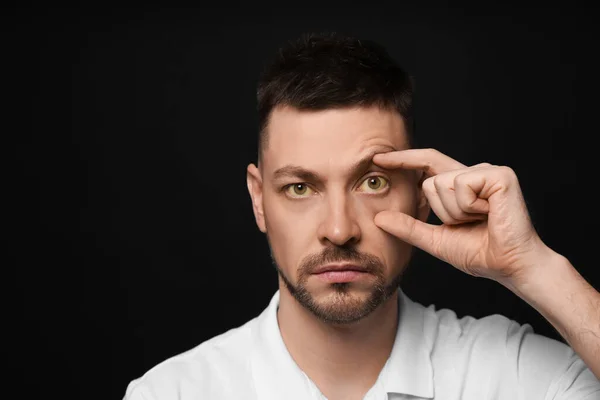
[317,193,361,247]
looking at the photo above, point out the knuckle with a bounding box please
[423,148,438,169]
[454,172,467,186]
[422,176,436,193]
[497,165,517,181]
[432,175,444,190]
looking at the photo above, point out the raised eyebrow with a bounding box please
[271,166,323,183]
[271,147,395,183]
[348,148,395,176]
[350,153,378,176]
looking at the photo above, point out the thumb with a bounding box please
[374,211,440,256]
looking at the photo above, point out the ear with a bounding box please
[415,170,430,223]
[247,163,267,233]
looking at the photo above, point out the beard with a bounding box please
[268,240,405,325]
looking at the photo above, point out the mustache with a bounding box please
[298,246,384,275]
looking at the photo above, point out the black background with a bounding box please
[6,4,600,399]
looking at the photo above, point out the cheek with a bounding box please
[263,193,314,268]
[356,184,416,269]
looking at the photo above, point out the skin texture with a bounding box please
[247,106,429,325]
[246,105,429,399]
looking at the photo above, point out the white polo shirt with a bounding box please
[123,289,600,399]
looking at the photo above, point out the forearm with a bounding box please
[503,248,600,379]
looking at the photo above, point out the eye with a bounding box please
[285,183,315,198]
[358,176,389,193]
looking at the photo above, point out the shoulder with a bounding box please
[418,300,599,398]
[422,301,533,349]
[403,293,532,353]
[123,319,257,400]
[423,302,574,366]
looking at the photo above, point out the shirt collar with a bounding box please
[250,291,313,400]
[250,289,434,399]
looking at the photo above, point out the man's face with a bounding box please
[247,106,426,325]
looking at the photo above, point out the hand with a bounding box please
[372,148,550,284]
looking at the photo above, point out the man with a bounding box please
[123,32,600,399]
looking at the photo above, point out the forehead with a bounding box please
[262,106,409,170]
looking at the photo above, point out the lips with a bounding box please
[312,263,370,274]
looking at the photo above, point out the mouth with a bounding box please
[312,263,369,274]
[312,263,371,283]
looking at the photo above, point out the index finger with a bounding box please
[372,148,466,176]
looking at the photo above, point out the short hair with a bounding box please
[256,32,414,160]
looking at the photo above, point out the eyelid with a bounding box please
[356,173,391,193]
[282,183,317,199]
[362,171,389,180]
[281,173,390,198]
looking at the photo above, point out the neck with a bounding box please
[277,284,400,398]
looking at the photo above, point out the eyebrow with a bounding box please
[271,145,397,184]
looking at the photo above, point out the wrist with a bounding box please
[499,243,569,302]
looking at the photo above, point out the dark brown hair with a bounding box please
[256,32,414,160]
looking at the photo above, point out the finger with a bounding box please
[472,162,493,168]
[373,211,443,259]
[372,148,466,177]
[454,169,492,214]
[434,175,487,223]
[427,163,493,219]
[422,176,458,225]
